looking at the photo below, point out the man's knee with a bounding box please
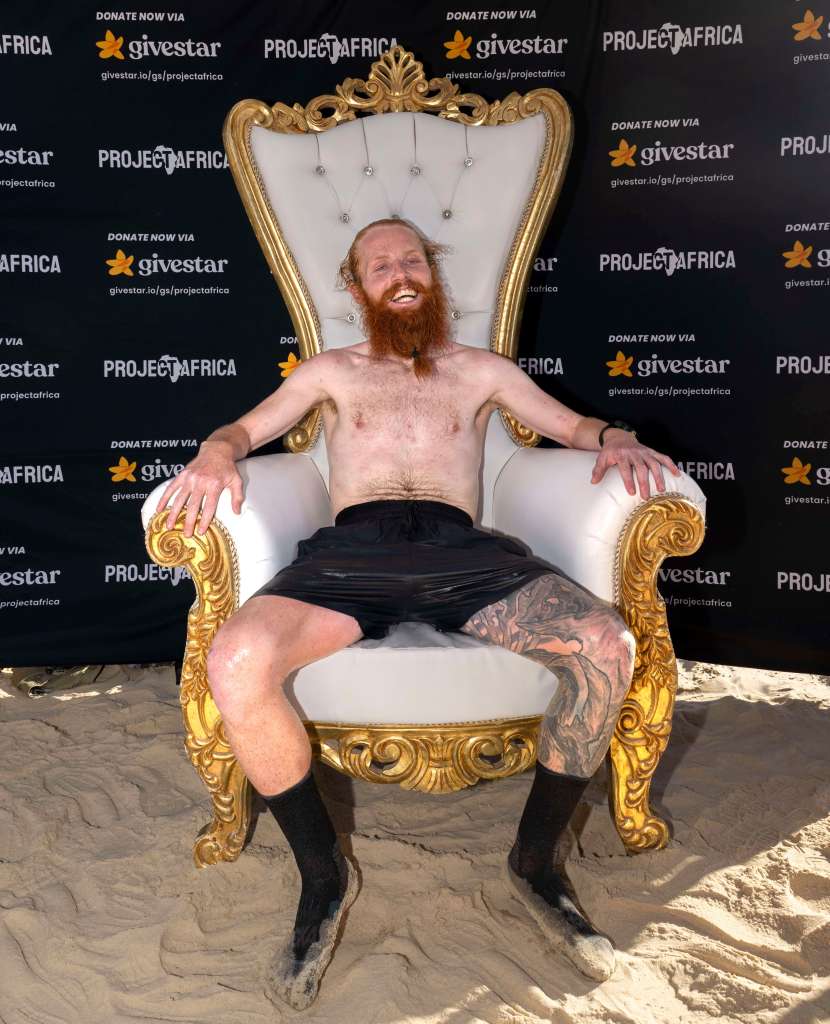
[206,616,288,709]
[596,607,636,690]
[619,624,636,664]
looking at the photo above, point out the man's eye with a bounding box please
[373,264,387,273]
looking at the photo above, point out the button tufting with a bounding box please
[340,212,350,224]
[451,309,461,320]
[347,312,356,323]
[410,165,421,176]
[315,164,326,175]
[464,156,474,168]
[363,165,374,176]
[442,209,453,220]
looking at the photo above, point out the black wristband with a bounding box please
[599,419,637,447]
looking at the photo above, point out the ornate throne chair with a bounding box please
[141,47,705,869]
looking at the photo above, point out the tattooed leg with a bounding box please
[459,572,635,778]
[459,571,635,980]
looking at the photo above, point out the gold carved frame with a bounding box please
[145,47,705,868]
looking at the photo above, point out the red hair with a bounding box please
[336,217,450,289]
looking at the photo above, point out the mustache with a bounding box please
[379,280,426,304]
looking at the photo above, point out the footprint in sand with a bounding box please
[127,764,195,818]
[42,766,121,828]
[790,869,830,905]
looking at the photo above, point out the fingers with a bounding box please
[610,452,651,499]
[165,485,190,531]
[155,478,179,516]
[599,446,681,500]
[615,455,637,496]
[197,489,220,536]
[641,449,682,494]
[633,457,651,499]
[655,451,682,476]
[199,476,244,530]
[182,488,204,538]
[163,478,240,535]
[647,456,667,494]
[230,473,244,514]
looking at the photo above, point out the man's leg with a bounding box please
[207,595,364,1009]
[458,571,635,980]
[207,593,364,794]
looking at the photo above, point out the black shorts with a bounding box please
[250,498,557,640]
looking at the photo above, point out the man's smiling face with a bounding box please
[344,218,453,378]
[351,223,433,313]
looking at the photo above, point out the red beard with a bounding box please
[358,275,453,379]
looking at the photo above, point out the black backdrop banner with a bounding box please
[1,2,827,672]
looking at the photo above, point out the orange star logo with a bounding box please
[278,352,301,378]
[106,250,134,276]
[781,457,811,485]
[792,10,824,41]
[782,240,813,269]
[444,30,472,60]
[109,456,137,483]
[609,139,637,168]
[606,351,634,377]
[96,29,125,59]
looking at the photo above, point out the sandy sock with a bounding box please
[261,770,345,963]
[507,762,615,980]
[511,761,591,883]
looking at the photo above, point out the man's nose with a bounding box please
[387,273,408,294]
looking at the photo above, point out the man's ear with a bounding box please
[347,282,365,306]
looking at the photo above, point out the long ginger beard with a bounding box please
[358,274,453,380]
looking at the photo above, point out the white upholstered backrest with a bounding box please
[249,112,548,527]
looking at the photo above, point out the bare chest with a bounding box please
[324,358,489,443]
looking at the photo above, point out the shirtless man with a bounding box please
[156,218,680,1010]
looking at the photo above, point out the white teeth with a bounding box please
[392,291,416,303]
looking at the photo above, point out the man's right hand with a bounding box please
[154,441,244,538]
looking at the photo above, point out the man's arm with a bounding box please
[233,351,334,453]
[155,352,334,536]
[485,353,679,498]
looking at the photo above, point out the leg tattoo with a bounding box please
[460,573,635,778]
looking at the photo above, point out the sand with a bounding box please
[0,659,828,1024]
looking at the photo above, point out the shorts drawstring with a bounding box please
[402,500,419,539]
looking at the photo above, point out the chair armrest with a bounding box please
[492,447,706,602]
[141,452,332,604]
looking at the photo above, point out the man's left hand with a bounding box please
[591,437,681,499]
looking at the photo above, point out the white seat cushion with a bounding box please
[286,620,558,725]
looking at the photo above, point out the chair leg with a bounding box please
[607,642,676,853]
[608,495,705,853]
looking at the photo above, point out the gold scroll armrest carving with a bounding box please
[144,511,251,868]
[610,494,705,853]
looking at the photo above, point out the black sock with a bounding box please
[261,770,346,962]
[510,761,592,887]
